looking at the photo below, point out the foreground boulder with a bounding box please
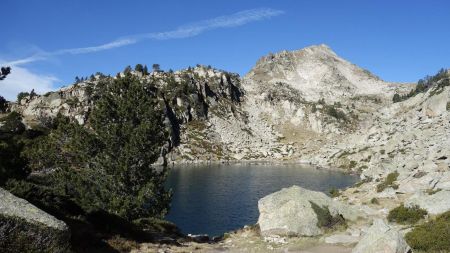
[257,185,362,236]
[0,188,70,253]
[352,219,410,253]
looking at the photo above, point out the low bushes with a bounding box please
[310,201,346,229]
[387,204,427,224]
[405,211,450,252]
[376,171,399,192]
[328,188,340,198]
[370,198,379,205]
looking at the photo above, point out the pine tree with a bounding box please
[135,64,144,73]
[0,66,11,80]
[25,75,171,220]
[123,65,132,75]
[393,93,401,103]
[143,65,149,76]
[152,64,160,72]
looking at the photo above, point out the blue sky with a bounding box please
[1,0,450,100]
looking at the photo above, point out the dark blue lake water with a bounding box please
[165,163,358,237]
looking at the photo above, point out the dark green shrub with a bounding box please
[25,75,171,221]
[310,201,346,229]
[405,211,450,252]
[376,171,399,192]
[388,204,427,224]
[134,63,144,73]
[370,198,379,205]
[0,214,70,253]
[325,106,347,121]
[394,68,449,102]
[17,92,30,102]
[392,93,401,103]
[65,97,79,107]
[426,188,442,195]
[329,188,340,198]
[0,95,7,112]
[0,112,35,185]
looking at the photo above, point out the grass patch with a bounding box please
[370,198,379,205]
[376,171,399,192]
[329,188,340,198]
[354,177,371,188]
[405,211,450,252]
[309,201,346,230]
[426,188,442,195]
[387,204,427,224]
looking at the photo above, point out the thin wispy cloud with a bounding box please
[5,8,284,66]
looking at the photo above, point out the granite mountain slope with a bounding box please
[10,45,417,164]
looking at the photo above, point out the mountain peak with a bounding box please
[244,45,410,102]
[301,43,335,54]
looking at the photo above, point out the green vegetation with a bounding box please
[426,188,442,195]
[152,63,161,72]
[392,93,401,103]
[349,160,357,169]
[0,214,70,253]
[65,96,79,107]
[393,68,449,103]
[0,95,7,112]
[1,73,174,251]
[0,112,39,185]
[325,105,347,121]
[17,92,30,102]
[0,66,11,80]
[134,63,144,73]
[405,211,450,252]
[354,177,371,187]
[25,75,170,220]
[329,188,340,198]
[310,201,346,229]
[387,204,427,224]
[370,198,379,205]
[376,171,399,192]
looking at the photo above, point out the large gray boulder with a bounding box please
[0,188,70,253]
[257,185,362,236]
[405,190,450,215]
[352,219,410,253]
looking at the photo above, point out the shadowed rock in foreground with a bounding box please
[0,187,70,253]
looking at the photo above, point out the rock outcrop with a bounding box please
[405,190,450,215]
[352,219,410,253]
[0,188,70,253]
[257,185,362,236]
